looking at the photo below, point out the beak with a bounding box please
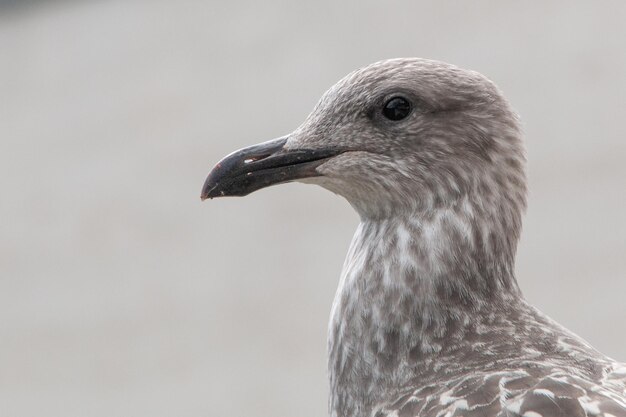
[201,136,342,199]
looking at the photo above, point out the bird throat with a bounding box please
[327,204,522,417]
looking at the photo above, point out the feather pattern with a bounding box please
[328,216,626,417]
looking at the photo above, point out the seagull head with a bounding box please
[202,58,526,223]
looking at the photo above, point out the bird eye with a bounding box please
[382,97,411,121]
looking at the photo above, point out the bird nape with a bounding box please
[202,58,626,417]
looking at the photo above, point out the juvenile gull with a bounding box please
[201,58,626,417]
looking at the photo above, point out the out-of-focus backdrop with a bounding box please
[1,1,625,416]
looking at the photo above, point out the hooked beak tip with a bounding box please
[200,180,220,201]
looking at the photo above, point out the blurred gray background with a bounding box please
[1,1,625,416]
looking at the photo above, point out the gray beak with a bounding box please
[201,136,342,200]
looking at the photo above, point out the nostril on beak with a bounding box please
[244,153,273,164]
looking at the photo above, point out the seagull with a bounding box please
[201,58,626,417]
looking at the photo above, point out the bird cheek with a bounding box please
[316,152,371,178]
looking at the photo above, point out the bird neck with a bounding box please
[327,202,522,417]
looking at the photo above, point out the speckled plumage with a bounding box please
[206,58,626,417]
[328,217,626,417]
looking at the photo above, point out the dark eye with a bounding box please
[382,97,411,121]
